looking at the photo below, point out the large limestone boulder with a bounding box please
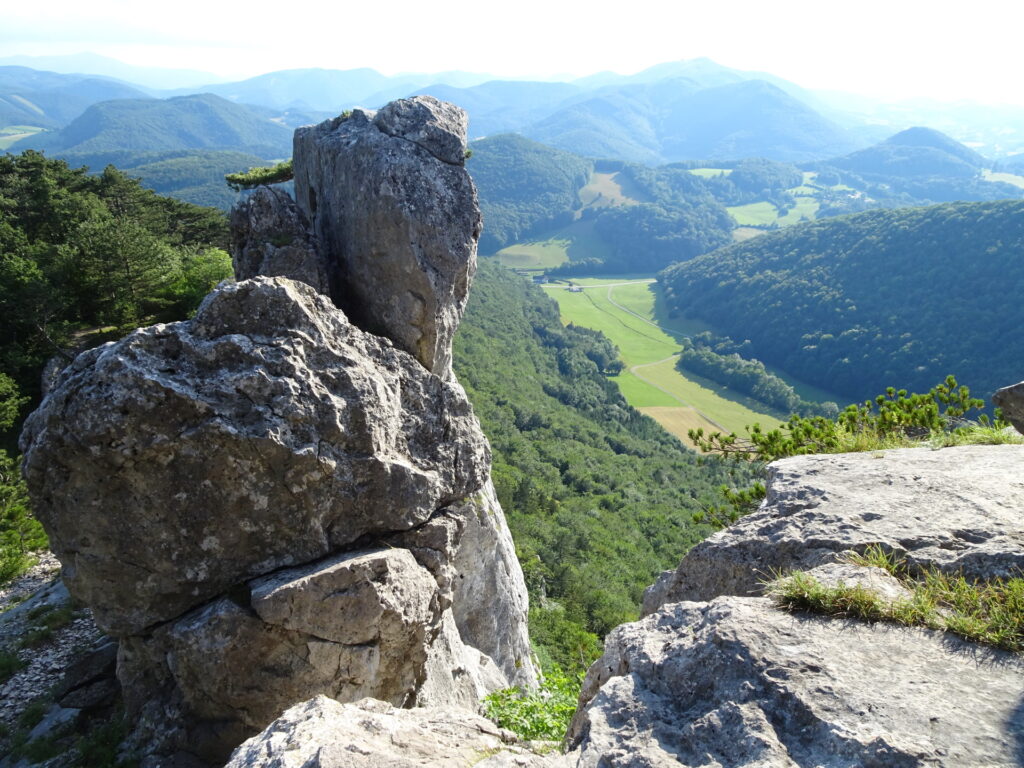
[119,548,506,762]
[293,96,481,377]
[230,185,328,293]
[20,277,489,636]
[224,696,562,768]
[645,444,1024,614]
[567,597,1024,767]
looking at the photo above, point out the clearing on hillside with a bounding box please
[578,171,641,209]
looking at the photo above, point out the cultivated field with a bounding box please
[542,279,785,440]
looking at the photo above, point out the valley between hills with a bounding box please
[2,53,1024,766]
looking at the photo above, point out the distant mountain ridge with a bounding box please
[0,66,148,128]
[11,93,293,157]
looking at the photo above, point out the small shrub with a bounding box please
[224,159,293,191]
[690,376,1019,527]
[484,671,581,742]
[17,697,49,730]
[0,648,25,682]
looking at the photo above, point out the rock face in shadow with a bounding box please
[994,380,1024,435]
[230,185,328,293]
[293,96,481,377]
[19,96,533,766]
[643,444,1024,615]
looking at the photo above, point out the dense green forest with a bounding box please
[660,199,1024,402]
[0,151,231,443]
[468,134,593,253]
[454,262,751,671]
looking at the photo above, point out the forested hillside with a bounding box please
[454,262,751,671]
[468,135,592,252]
[0,151,231,445]
[12,94,293,157]
[660,200,1024,401]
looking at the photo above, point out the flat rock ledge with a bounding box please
[644,444,1024,614]
[568,596,1024,767]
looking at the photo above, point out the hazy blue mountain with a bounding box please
[12,93,292,158]
[526,78,857,164]
[171,68,498,111]
[0,53,223,90]
[0,66,148,127]
[829,127,986,179]
[409,80,583,137]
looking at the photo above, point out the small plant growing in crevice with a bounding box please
[484,670,581,742]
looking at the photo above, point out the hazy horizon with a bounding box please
[4,0,1024,106]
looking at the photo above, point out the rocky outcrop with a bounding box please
[293,96,481,377]
[224,696,560,768]
[567,597,1024,767]
[643,444,1024,614]
[230,185,328,293]
[21,278,489,637]
[994,380,1024,435]
[19,96,532,766]
[567,443,1024,766]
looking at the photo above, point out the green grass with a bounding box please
[543,280,784,436]
[777,196,821,226]
[578,171,640,208]
[770,545,1024,654]
[493,220,615,267]
[688,167,731,178]
[0,649,25,683]
[611,280,843,406]
[494,239,572,269]
[726,201,779,226]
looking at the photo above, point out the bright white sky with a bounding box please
[2,0,1021,104]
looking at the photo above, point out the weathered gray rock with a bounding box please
[224,696,562,768]
[645,444,1024,614]
[450,480,536,688]
[993,380,1024,435]
[20,277,490,636]
[230,186,328,293]
[568,596,1024,767]
[118,547,504,763]
[293,96,481,376]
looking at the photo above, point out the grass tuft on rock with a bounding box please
[770,546,1024,654]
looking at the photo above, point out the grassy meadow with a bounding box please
[542,279,786,443]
